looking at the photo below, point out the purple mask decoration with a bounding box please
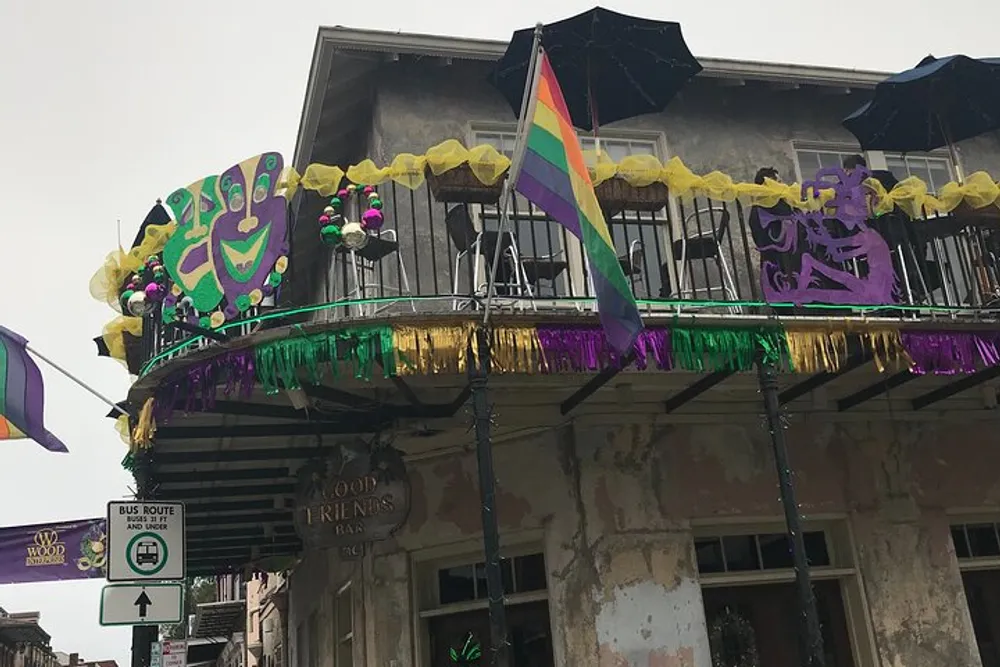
[754,167,897,306]
[211,152,287,307]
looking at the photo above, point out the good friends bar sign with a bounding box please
[292,446,410,549]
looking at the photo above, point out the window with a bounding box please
[436,553,547,605]
[694,531,831,574]
[333,583,353,667]
[952,521,1000,667]
[421,549,553,667]
[794,146,954,195]
[694,524,870,667]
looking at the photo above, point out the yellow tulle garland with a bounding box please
[101,316,144,362]
[279,139,1000,218]
[89,222,177,312]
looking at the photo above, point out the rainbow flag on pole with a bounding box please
[513,48,643,353]
[0,326,68,452]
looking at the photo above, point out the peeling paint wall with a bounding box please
[286,417,1000,667]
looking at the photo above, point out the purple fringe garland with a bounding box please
[536,326,671,372]
[154,349,256,422]
[900,331,1000,375]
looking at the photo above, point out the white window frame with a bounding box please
[468,123,671,304]
[792,141,957,192]
[692,517,877,667]
[948,513,1000,572]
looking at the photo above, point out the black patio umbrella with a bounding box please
[843,55,1000,163]
[490,7,703,132]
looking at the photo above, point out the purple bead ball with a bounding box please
[362,208,384,231]
[262,284,274,297]
[144,283,163,301]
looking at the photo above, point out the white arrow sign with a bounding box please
[107,501,185,582]
[100,583,184,626]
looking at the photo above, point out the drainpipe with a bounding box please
[468,328,510,667]
[757,359,825,667]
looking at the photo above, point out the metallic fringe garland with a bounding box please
[535,326,671,372]
[130,398,157,452]
[255,326,395,394]
[392,325,543,375]
[900,330,1000,375]
[670,326,788,372]
[783,328,909,373]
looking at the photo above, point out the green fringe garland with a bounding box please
[670,325,790,372]
[254,326,396,394]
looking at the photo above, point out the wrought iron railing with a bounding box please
[138,180,1000,372]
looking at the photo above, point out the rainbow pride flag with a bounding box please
[513,48,643,353]
[0,326,67,452]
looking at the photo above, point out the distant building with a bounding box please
[0,608,58,667]
[54,653,118,667]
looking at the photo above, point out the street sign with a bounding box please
[107,501,185,582]
[162,640,187,667]
[99,583,184,626]
[151,642,163,667]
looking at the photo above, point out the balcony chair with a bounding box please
[671,206,741,313]
[445,205,561,310]
[337,229,415,317]
[618,239,646,299]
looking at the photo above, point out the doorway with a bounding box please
[702,580,855,667]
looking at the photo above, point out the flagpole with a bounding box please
[25,344,130,418]
[482,23,544,327]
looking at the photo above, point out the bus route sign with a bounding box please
[107,501,185,582]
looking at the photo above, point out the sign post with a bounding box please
[100,583,184,626]
[107,501,185,582]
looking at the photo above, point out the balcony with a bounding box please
[130,170,1000,378]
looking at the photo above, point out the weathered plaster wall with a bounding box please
[287,415,999,666]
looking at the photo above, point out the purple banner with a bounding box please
[0,518,106,584]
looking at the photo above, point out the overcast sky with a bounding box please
[1,0,998,665]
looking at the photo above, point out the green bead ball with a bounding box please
[268,271,283,287]
[199,316,211,328]
[371,200,383,210]
[320,224,343,245]
[236,294,252,312]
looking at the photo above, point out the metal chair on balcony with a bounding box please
[618,239,646,298]
[444,205,552,310]
[671,206,741,312]
[338,229,415,317]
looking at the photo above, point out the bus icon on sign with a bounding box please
[136,541,160,566]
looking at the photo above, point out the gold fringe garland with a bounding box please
[130,398,157,453]
[391,324,543,375]
[784,329,849,374]
[783,327,910,373]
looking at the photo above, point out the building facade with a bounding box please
[116,23,1000,667]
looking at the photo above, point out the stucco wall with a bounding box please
[286,416,998,666]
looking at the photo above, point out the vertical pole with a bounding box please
[131,450,159,667]
[469,328,510,667]
[756,359,825,667]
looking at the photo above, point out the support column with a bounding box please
[468,328,510,667]
[757,360,825,667]
[131,450,158,667]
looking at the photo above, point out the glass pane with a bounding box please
[514,553,547,592]
[757,533,794,569]
[803,531,831,566]
[967,524,1000,558]
[885,155,910,181]
[953,526,971,559]
[337,639,352,667]
[438,564,476,604]
[336,588,352,637]
[474,559,514,598]
[695,537,725,573]
[603,141,631,162]
[721,535,760,571]
[927,160,952,192]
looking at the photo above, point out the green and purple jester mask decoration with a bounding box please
[160,152,290,328]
